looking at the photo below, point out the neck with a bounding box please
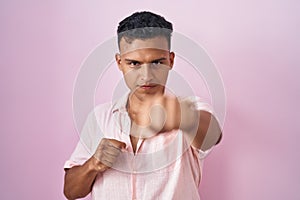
[127,90,164,115]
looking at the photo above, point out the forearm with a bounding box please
[63,156,103,199]
[185,111,222,151]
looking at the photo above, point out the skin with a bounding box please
[63,36,222,199]
[115,36,222,151]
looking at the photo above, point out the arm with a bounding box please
[189,110,222,151]
[63,138,125,199]
[63,157,104,199]
[153,96,222,151]
[177,97,222,151]
[128,95,222,150]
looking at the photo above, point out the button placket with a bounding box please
[131,157,137,200]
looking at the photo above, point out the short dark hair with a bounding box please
[117,11,173,49]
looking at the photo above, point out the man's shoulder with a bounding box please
[93,102,114,114]
[91,94,128,120]
[90,102,117,123]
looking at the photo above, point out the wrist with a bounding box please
[87,156,107,173]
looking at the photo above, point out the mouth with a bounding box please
[139,84,157,89]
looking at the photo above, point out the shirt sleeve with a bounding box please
[191,145,213,160]
[64,110,101,169]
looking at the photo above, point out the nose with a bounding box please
[140,64,153,82]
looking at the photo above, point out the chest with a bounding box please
[129,135,139,153]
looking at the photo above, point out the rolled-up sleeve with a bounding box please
[64,110,100,169]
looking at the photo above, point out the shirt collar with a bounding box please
[111,91,131,114]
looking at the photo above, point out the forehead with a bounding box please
[119,36,169,55]
[121,48,169,63]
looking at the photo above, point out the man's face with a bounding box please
[115,36,175,98]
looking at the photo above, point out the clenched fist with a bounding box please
[93,138,126,172]
[129,94,200,138]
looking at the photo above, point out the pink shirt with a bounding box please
[64,93,214,200]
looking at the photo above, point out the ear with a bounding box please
[169,52,175,69]
[115,53,122,71]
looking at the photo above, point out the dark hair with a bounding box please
[117,11,173,49]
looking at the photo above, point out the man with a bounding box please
[64,11,222,200]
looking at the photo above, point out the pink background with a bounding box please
[1,0,299,199]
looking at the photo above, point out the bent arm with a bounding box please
[63,156,105,200]
[64,138,125,199]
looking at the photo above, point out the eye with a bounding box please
[152,60,163,65]
[128,61,141,68]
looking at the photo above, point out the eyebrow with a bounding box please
[124,58,167,63]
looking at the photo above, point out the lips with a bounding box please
[139,84,157,89]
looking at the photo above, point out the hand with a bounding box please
[129,95,199,138]
[129,95,179,138]
[177,96,200,131]
[93,138,126,172]
[150,95,181,132]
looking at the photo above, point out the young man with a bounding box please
[64,11,222,200]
